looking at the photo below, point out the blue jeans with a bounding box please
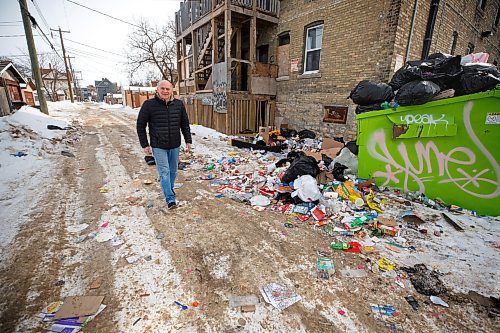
[152,147,179,203]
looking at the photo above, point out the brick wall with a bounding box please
[273,0,500,141]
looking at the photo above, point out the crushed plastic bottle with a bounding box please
[330,242,350,250]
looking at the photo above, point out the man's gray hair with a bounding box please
[157,80,172,88]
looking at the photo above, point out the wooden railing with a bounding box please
[257,0,279,15]
[176,0,279,35]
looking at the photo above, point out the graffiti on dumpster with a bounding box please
[399,113,449,125]
[367,102,500,199]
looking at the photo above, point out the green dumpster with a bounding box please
[356,88,500,216]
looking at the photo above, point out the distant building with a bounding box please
[94,78,117,102]
[41,66,71,101]
[0,60,27,116]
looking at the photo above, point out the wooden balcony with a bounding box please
[175,0,280,36]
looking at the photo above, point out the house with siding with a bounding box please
[0,61,27,116]
[95,78,117,102]
[176,0,500,139]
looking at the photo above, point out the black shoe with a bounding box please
[167,202,177,209]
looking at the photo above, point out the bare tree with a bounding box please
[38,53,67,102]
[1,52,67,102]
[0,56,32,78]
[125,18,177,83]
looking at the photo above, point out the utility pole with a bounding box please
[18,0,49,114]
[51,27,74,103]
[67,56,78,101]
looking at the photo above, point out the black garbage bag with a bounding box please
[281,155,320,183]
[395,80,441,106]
[332,163,348,182]
[321,153,333,166]
[345,141,359,156]
[333,137,345,144]
[298,129,316,139]
[390,55,462,91]
[276,151,305,168]
[390,62,422,91]
[349,80,394,105]
[355,103,382,114]
[453,63,500,96]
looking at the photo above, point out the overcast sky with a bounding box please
[0,0,181,86]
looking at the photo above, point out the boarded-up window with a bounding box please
[277,32,290,77]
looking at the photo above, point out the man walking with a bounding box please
[136,80,192,209]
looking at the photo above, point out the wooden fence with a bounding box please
[185,93,275,134]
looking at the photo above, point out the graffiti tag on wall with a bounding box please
[213,62,227,113]
[367,102,500,199]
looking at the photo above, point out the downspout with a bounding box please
[405,0,419,62]
[422,0,440,59]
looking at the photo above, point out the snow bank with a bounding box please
[0,104,79,254]
[4,106,69,140]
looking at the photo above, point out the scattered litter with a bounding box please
[110,236,124,247]
[442,213,465,232]
[61,150,75,158]
[133,318,142,326]
[143,179,153,185]
[430,295,449,308]
[241,305,256,312]
[174,301,188,310]
[378,258,396,271]
[371,304,400,330]
[67,223,89,233]
[54,280,65,287]
[260,282,301,310]
[73,235,87,243]
[126,255,140,264]
[10,151,27,157]
[90,277,103,290]
[316,257,335,279]
[228,295,259,308]
[250,195,271,207]
[54,295,104,320]
[99,186,110,193]
[405,295,419,310]
[146,201,154,208]
[95,227,116,243]
[174,183,184,189]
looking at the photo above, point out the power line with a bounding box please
[0,34,41,37]
[0,21,23,23]
[31,0,51,31]
[65,0,141,29]
[17,0,63,60]
[64,38,124,57]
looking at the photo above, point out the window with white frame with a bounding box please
[304,23,323,73]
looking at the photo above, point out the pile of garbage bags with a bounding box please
[350,52,500,113]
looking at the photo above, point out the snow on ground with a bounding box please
[0,103,81,258]
[99,102,125,110]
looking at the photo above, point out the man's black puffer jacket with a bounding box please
[136,95,192,149]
